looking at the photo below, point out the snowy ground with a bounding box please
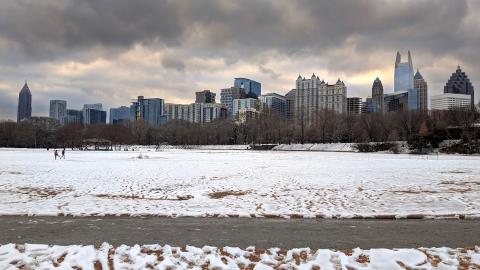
[1,243,479,270]
[0,149,479,218]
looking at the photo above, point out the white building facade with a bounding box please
[431,93,472,111]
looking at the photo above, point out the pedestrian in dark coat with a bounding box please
[54,149,59,160]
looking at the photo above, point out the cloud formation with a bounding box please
[0,0,479,119]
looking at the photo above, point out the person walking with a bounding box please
[54,149,59,160]
[61,148,66,159]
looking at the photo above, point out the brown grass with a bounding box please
[95,194,193,201]
[208,190,249,199]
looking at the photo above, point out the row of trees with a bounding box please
[0,109,479,148]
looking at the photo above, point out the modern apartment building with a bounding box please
[232,98,260,119]
[361,98,378,114]
[220,87,246,117]
[64,109,83,125]
[195,90,216,103]
[130,96,166,127]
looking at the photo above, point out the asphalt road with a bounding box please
[0,216,478,249]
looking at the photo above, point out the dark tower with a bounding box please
[372,77,384,112]
[444,66,475,110]
[17,81,32,122]
[414,69,428,112]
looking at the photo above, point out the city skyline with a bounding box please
[1,0,480,120]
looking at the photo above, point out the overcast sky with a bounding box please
[1,0,479,120]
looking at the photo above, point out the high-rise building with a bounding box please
[394,51,414,92]
[17,82,32,122]
[64,109,83,125]
[130,96,166,127]
[84,109,107,125]
[49,100,67,125]
[260,93,287,118]
[220,87,246,117]
[372,77,384,112]
[414,69,428,112]
[165,103,226,123]
[232,98,260,119]
[431,93,471,111]
[82,103,104,125]
[195,90,216,103]
[347,97,362,115]
[362,98,377,114]
[285,89,296,121]
[109,106,130,125]
[234,78,261,98]
[295,74,347,125]
[444,66,475,110]
[383,92,409,112]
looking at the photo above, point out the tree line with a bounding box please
[0,109,479,149]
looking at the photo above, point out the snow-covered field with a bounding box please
[0,149,479,218]
[1,243,479,270]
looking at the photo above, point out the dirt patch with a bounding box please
[0,171,22,175]
[356,254,370,264]
[95,194,193,201]
[15,187,72,198]
[208,190,249,199]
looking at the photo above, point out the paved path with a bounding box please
[0,216,478,248]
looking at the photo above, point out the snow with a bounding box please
[0,149,480,218]
[0,243,478,270]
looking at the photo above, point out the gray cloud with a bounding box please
[0,0,479,119]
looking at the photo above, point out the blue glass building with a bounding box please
[394,51,414,92]
[234,78,261,98]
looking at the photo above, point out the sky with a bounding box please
[1,0,479,120]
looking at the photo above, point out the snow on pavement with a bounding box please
[0,149,479,218]
[0,243,479,270]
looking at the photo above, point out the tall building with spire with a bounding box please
[17,81,32,122]
[444,66,475,110]
[414,69,428,112]
[371,77,384,112]
[394,51,414,92]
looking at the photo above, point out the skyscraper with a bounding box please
[414,69,428,112]
[17,82,32,122]
[394,51,414,92]
[444,66,475,110]
[234,78,261,98]
[372,77,384,112]
[259,93,287,118]
[49,100,67,125]
[82,103,104,125]
[130,96,166,127]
